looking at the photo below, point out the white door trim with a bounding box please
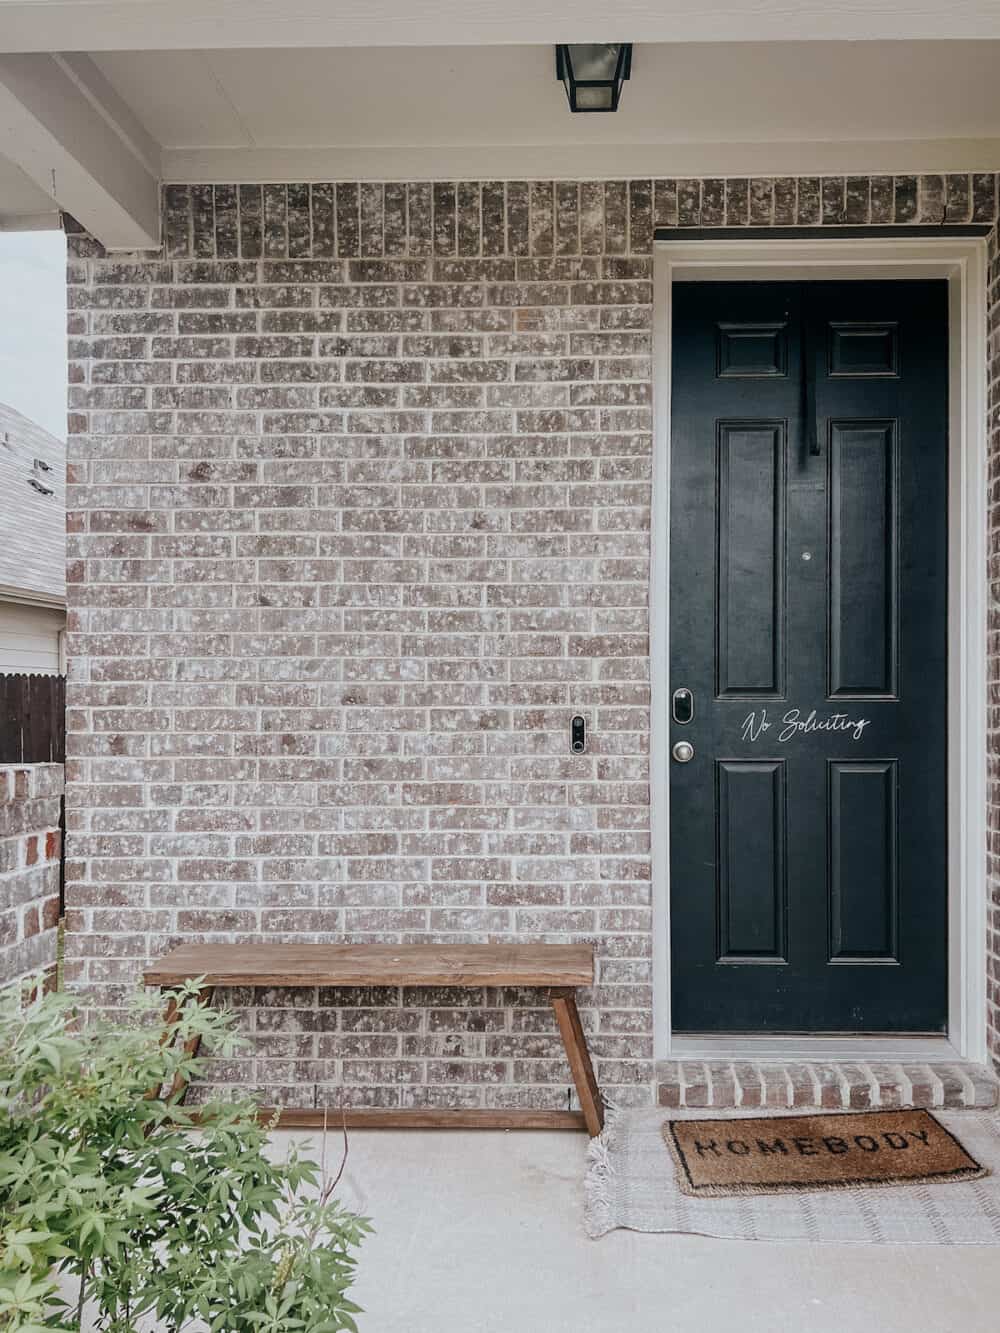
[651,236,989,1062]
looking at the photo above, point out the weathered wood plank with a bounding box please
[54,675,66,762]
[0,672,66,763]
[551,991,605,1136]
[247,1108,589,1131]
[145,942,595,987]
[0,676,22,762]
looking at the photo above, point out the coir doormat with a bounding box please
[663,1109,988,1197]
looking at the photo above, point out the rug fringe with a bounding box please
[581,1108,1000,1243]
[584,1110,618,1240]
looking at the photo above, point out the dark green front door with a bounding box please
[669,279,948,1033]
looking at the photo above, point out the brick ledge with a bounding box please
[657,1059,999,1111]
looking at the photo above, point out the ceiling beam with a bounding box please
[0,53,160,249]
[0,211,61,231]
[0,0,999,52]
[164,139,1000,184]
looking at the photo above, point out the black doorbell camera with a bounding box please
[570,715,586,753]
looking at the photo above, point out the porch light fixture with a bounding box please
[556,44,632,112]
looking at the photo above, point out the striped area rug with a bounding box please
[585,1107,1000,1243]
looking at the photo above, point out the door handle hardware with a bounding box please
[801,300,821,457]
[672,741,695,764]
[671,687,694,725]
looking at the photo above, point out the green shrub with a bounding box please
[0,980,371,1332]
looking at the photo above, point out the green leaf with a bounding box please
[0,982,370,1333]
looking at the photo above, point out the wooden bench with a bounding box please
[144,942,604,1135]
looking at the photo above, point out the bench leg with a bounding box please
[168,986,214,1103]
[144,992,181,1102]
[147,986,215,1106]
[550,989,604,1137]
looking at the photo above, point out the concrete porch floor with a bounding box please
[277,1126,1000,1333]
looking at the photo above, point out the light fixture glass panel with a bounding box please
[574,84,615,110]
[566,44,621,81]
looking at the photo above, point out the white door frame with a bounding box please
[651,236,989,1063]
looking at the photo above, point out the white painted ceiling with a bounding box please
[91,42,1000,151]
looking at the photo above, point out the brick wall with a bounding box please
[0,764,62,988]
[65,173,1000,1109]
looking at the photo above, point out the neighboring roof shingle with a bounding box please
[0,403,66,605]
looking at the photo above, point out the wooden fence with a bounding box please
[0,673,66,764]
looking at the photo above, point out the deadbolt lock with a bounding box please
[672,740,695,764]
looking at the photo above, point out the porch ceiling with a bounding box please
[2,36,1000,246]
[94,42,1000,154]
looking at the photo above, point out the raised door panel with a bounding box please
[717,760,787,962]
[828,760,899,962]
[828,420,897,698]
[717,421,786,697]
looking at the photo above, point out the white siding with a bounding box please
[0,403,66,606]
[0,602,65,674]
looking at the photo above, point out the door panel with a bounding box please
[716,422,786,696]
[828,759,898,962]
[669,279,948,1033]
[717,322,789,377]
[829,322,898,376]
[828,420,897,697]
[717,760,787,962]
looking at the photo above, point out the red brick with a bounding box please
[840,1063,875,1109]
[680,1062,710,1108]
[728,1062,760,1108]
[759,1065,791,1109]
[902,1064,940,1108]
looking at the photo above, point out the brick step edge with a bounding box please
[656,1059,999,1111]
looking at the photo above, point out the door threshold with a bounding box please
[669,1033,962,1061]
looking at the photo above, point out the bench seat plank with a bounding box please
[144,942,594,988]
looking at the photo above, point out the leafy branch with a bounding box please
[0,981,372,1332]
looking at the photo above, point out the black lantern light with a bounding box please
[556,44,632,113]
